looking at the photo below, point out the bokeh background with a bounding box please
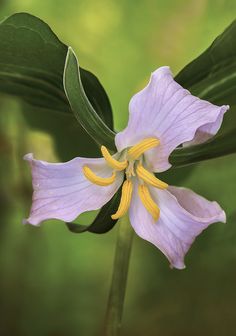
[1,0,236,335]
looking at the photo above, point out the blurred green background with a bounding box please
[1,0,236,335]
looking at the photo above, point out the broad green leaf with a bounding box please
[0,12,114,159]
[66,187,122,234]
[0,13,68,112]
[63,47,116,151]
[80,69,114,130]
[170,128,236,168]
[175,20,236,106]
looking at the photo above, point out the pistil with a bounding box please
[125,160,135,178]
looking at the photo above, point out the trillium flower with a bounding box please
[24,67,229,269]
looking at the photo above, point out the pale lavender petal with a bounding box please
[115,67,229,172]
[183,108,225,146]
[24,153,123,226]
[129,182,225,269]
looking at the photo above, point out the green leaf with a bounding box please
[175,20,236,106]
[80,69,114,130]
[0,12,114,159]
[0,12,69,111]
[170,128,236,168]
[66,187,122,234]
[158,165,195,185]
[63,47,116,151]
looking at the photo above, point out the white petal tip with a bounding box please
[213,202,226,223]
[219,210,227,224]
[151,66,172,79]
[22,217,41,227]
[170,261,186,270]
[223,105,230,112]
[23,153,34,161]
[219,104,230,116]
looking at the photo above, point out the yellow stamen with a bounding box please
[83,166,116,186]
[111,180,133,220]
[101,145,128,171]
[138,184,160,221]
[136,163,168,189]
[128,138,160,160]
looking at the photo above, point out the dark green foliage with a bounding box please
[0,12,114,159]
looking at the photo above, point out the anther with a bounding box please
[83,166,116,186]
[101,145,128,171]
[111,180,133,220]
[128,138,160,160]
[136,163,168,189]
[138,184,160,221]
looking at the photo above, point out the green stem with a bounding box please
[104,215,134,336]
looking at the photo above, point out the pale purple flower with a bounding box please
[24,67,228,269]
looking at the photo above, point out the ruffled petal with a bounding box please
[129,182,225,269]
[24,153,123,226]
[115,66,229,172]
[183,108,226,146]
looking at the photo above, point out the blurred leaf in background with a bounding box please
[0,1,236,336]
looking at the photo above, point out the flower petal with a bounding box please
[115,66,229,172]
[129,182,225,269]
[24,153,123,226]
[183,107,226,147]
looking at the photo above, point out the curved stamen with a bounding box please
[111,180,133,219]
[128,138,160,160]
[101,145,128,171]
[136,163,168,189]
[138,184,160,221]
[83,166,116,186]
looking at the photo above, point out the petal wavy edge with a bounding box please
[23,153,123,226]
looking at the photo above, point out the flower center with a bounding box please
[82,138,168,222]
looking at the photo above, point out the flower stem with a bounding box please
[104,215,134,336]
